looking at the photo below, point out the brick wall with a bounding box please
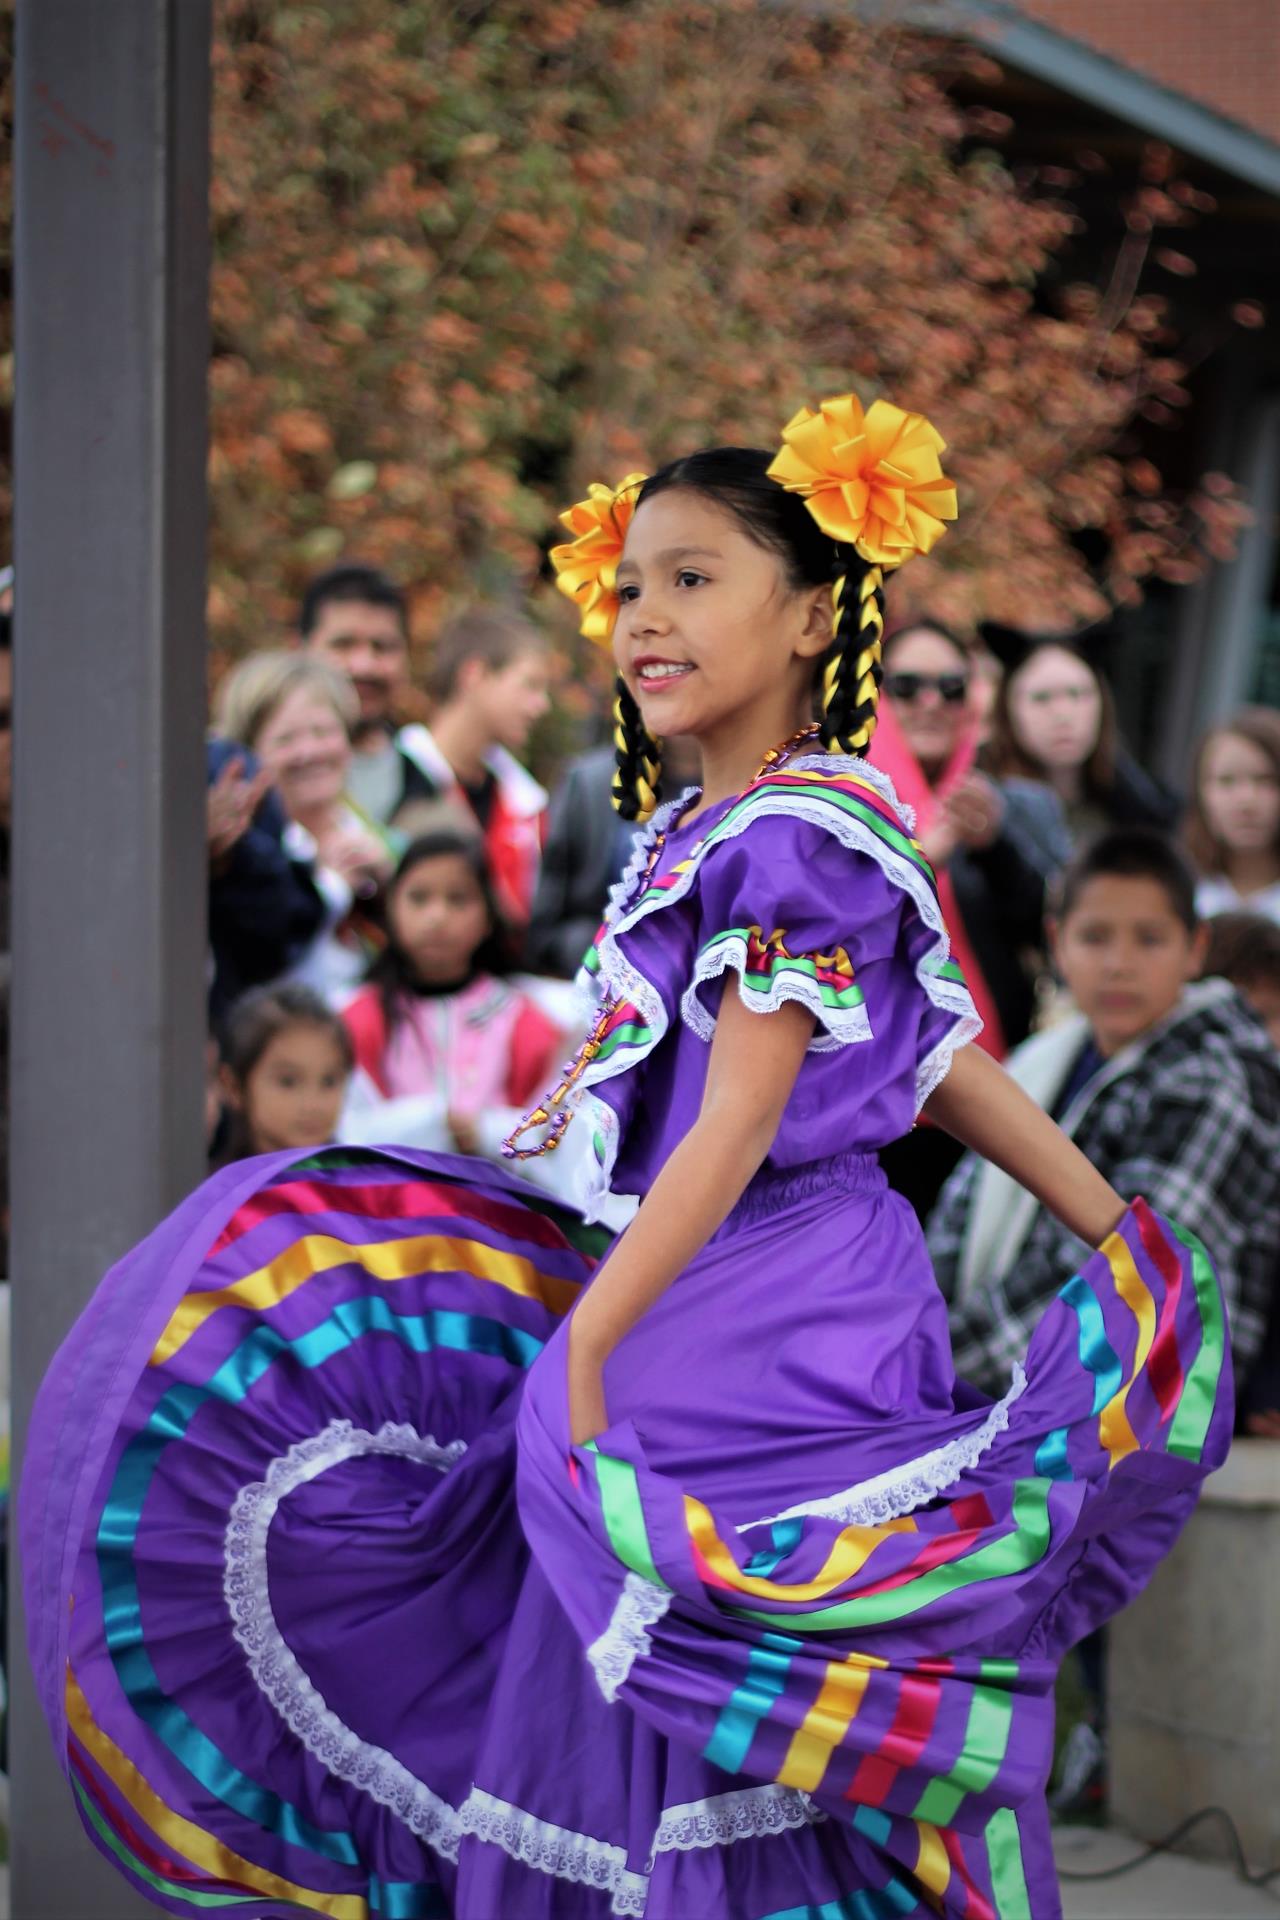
[1014,0,1280,143]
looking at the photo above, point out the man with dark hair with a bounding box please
[299,561,436,826]
[928,827,1280,1397]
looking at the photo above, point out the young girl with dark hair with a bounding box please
[26,393,1231,1920]
[341,829,562,1160]
[1187,706,1280,924]
[215,983,354,1164]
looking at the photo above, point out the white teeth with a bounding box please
[638,663,692,681]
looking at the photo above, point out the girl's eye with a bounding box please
[617,584,640,603]
[675,569,706,589]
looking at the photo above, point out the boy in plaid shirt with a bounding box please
[929,828,1280,1398]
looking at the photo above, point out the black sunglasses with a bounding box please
[884,671,970,706]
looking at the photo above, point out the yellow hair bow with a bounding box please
[550,473,648,645]
[767,393,957,567]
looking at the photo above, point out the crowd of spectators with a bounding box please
[193,570,1280,1441]
[9,555,1280,1803]
[191,568,1280,1482]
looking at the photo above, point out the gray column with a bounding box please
[9,3,211,1914]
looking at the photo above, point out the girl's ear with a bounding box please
[795,587,835,660]
[219,1063,244,1112]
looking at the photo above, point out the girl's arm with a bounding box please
[567,986,815,1443]
[923,1042,1125,1248]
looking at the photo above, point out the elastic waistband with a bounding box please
[713,1150,885,1238]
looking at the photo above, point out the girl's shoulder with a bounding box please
[660,753,922,897]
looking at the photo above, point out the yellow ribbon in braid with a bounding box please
[611,683,662,823]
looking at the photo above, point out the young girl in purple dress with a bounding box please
[24,392,1231,1920]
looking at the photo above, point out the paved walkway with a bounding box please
[1057,1825,1280,1918]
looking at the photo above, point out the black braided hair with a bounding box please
[819,557,886,757]
[631,448,889,766]
[611,673,663,822]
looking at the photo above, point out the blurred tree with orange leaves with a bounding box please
[0,0,1247,705]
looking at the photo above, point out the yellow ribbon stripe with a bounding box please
[151,1233,578,1366]
[913,1819,952,1899]
[1096,1231,1157,1468]
[66,1668,368,1920]
[685,1495,916,1604]
[779,1651,888,1792]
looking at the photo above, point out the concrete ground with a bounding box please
[1057,1825,1280,1918]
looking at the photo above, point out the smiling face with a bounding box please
[881,626,972,780]
[305,597,408,732]
[252,685,352,820]
[612,489,830,757]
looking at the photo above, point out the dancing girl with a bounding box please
[24,391,1230,1919]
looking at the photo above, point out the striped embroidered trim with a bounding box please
[568,756,980,1214]
[681,925,869,1051]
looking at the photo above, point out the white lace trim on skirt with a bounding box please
[745,1363,1029,1530]
[224,1418,469,1860]
[651,1784,826,1859]
[588,1570,673,1703]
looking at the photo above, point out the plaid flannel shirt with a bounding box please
[928,980,1280,1397]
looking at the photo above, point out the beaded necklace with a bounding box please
[503,723,821,1160]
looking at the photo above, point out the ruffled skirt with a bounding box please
[22,1145,1231,1919]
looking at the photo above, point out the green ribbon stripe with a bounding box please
[1167,1226,1225,1462]
[730,1480,1054,1632]
[587,1446,666,1588]
[985,1806,1033,1920]
[592,1019,653,1065]
[73,1778,251,1911]
[910,1676,1014,1826]
[633,782,933,915]
[701,931,865,1012]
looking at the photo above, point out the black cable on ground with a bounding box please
[1057,1804,1280,1892]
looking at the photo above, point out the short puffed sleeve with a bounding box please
[684,804,981,1145]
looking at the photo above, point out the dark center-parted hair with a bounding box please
[366,827,510,1011]
[220,984,354,1082]
[610,447,887,821]
[987,641,1117,794]
[425,607,546,706]
[1186,707,1280,876]
[217,984,354,1163]
[1055,827,1199,932]
[299,563,408,639]
[1200,909,1280,990]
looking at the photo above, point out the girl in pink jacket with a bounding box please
[341,829,562,1161]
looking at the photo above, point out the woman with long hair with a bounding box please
[1186,707,1280,923]
[986,634,1179,846]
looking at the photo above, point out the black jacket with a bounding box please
[207,739,325,1022]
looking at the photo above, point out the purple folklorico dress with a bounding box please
[23,753,1232,1920]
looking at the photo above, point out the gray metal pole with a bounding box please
[9,3,211,1914]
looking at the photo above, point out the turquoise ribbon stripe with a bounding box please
[1034,1274,1123,1480]
[97,1299,537,1864]
[703,1631,804,1773]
